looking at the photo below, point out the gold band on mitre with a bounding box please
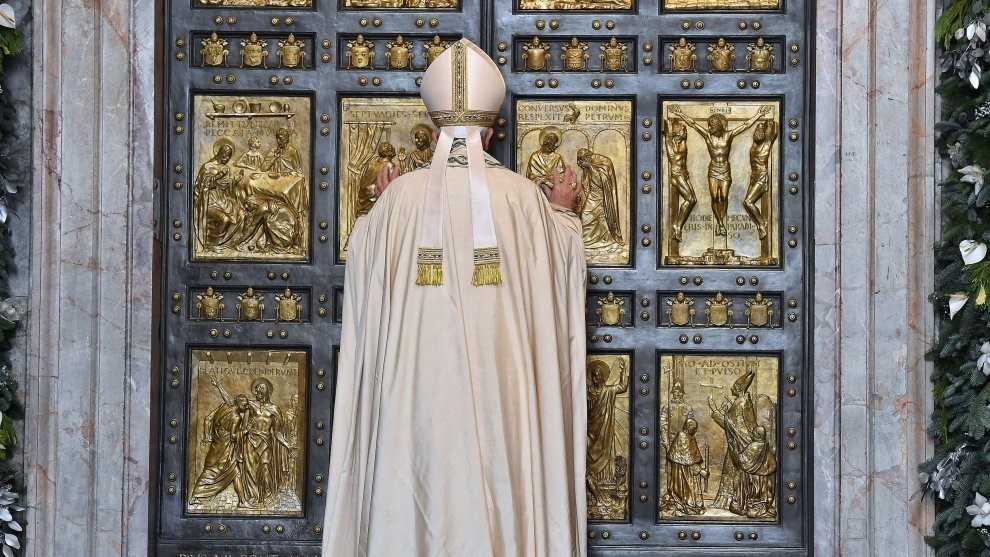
[471,247,502,286]
[427,109,500,128]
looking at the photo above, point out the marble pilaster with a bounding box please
[24,0,155,556]
[813,0,937,555]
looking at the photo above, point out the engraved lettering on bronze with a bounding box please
[587,355,631,521]
[192,95,310,262]
[186,349,306,516]
[338,98,436,260]
[517,99,632,266]
[661,100,780,267]
[659,354,778,521]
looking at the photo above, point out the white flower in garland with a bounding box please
[949,292,970,319]
[0,4,16,29]
[978,343,990,376]
[960,165,987,195]
[0,301,17,324]
[961,239,988,265]
[968,492,990,527]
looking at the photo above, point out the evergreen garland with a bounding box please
[923,1,990,554]
[0,6,24,557]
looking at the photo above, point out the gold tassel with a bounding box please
[472,247,502,286]
[416,248,444,286]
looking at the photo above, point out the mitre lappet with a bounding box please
[416,38,506,286]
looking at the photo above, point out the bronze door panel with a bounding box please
[158,0,812,553]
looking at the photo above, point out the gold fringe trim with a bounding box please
[416,248,444,286]
[472,247,502,286]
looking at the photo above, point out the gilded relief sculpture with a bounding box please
[742,119,779,239]
[187,350,306,516]
[562,37,590,71]
[704,292,733,327]
[343,0,458,8]
[661,101,780,266]
[196,287,225,321]
[423,35,450,68]
[663,118,697,242]
[240,33,268,68]
[402,124,435,172]
[192,95,310,262]
[706,38,736,72]
[596,292,626,326]
[586,356,631,521]
[525,127,565,189]
[236,287,264,321]
[517,100,632,265]
[746,37,775,71]
[386,36,415,70]
[744,292,774,327]
[522,37,551,71]
[668,37,698,72]
[275,288,303,322]
[577,148,625,250]
[338,98,436,259]
[277,34,305,69]
[665,292,696,326]
[659,354,778,521]
[600,38,629,72]
[201,32,230,67]
[345,35,375,69]
[519,0,632,11]
[196,0,312,7]
[662,0,779,11]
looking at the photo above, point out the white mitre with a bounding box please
[414,39,506,286]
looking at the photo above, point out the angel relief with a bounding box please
[516,100,633,266]
[192,96,310,262]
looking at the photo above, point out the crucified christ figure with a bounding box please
[668,105,771,237]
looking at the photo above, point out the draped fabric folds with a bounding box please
[322,160,588,557]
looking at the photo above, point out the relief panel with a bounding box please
[185,349,307,517]
[341,0,459,9]
[517,0,634,12]
[658,353,779,522]
[587,353,632,522]
[660,0,780,11]
[193,0,314,7]
[192,94,311,262]
[337,97,437,260]
[660,99,780,267]
[515,99,633,266]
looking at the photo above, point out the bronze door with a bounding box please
[156,0,812,553]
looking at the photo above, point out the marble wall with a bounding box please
[16,0,937,556]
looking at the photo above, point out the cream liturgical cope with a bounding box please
[322,39,589,557]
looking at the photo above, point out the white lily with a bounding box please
[960,165,987,195]
[960,240,988,265]
[950,293,970,319]
[967,492,990,527]
[0,4,14,29]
